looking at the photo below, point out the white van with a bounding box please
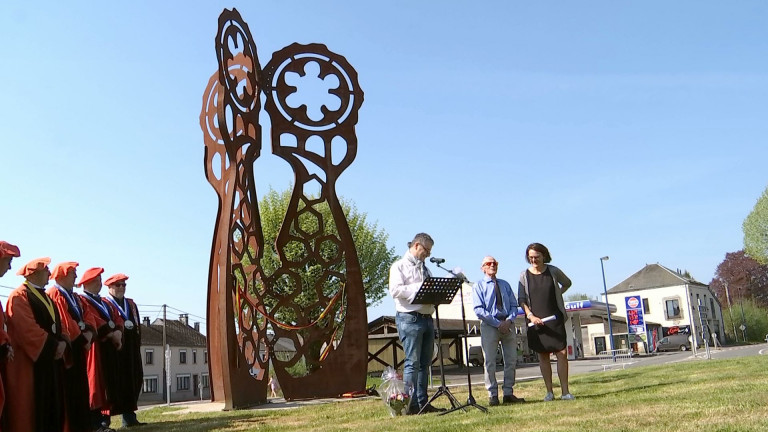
[468,345,503,366]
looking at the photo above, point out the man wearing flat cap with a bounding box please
[5,257,67,432]
[47,261,96,432]
[103,273,145,428]
[0,240,20,427]
[0,241,20,278]
[78,267,123,432]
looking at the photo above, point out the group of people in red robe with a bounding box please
[0,241,145,432]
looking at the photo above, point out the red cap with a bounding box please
[16,257,51,277]
[0,241,20,259]
[50,261,79,280]
[77,267,104,287]
[104,273,129,286]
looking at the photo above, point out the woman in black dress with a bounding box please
[517,243,573,401]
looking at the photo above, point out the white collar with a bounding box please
[405,251,422,266]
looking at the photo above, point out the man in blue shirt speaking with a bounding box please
[472,256,524,406]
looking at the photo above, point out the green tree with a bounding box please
[721,299,768,343]
[710,250,768,309]
[242,188,397,376]
[256,187,397,310]
[744,185,768,265]
[565,293,594,301]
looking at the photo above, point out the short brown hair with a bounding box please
[408,233,433,249]
[526,243,552,263]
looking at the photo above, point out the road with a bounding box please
[142,343,767,414]
[440,342,768,389]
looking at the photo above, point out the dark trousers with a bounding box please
[90,410,109,429]
[122,411,138,426]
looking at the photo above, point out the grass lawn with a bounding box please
[131,355,768,431]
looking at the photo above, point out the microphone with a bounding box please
[429,257,446,264]
[452,266,471,283]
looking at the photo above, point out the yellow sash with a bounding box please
[24,282,56,324]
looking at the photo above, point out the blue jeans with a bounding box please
[396,311,434,410]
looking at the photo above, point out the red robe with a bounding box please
[4,284,66,432]
[47,286,93,432]
[80,291,123,412]
[0,302,10,431]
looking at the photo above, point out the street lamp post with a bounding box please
[600,256,615,354]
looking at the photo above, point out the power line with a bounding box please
[0,292,206,325]
[140,305,206,325]
[138,310,163,317]
[164,305,207,323]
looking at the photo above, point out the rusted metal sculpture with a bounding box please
[200,8,366,408]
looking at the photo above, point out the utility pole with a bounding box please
[697,298,710,360]
[686,286,697,357]
[724,282,738,342]
[162,304,170,406]
[738,288,747,342]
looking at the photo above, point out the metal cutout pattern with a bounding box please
[200,8,366,408]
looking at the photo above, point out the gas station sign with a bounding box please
[625,295,646,335]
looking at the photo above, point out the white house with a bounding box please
[604,264,725,352]
[435,280,614,362]
[139,315,210,403]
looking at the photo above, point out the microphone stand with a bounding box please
[434,262,488,414]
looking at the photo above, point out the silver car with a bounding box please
[655,334,692,352]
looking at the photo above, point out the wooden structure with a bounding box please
[366,316,481,375]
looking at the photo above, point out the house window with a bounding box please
[176,374,191,391]
[179,349,187,364]
[193,349,197,364]
[665,298,682,319]
[642,298,650,313]
[201,373,210,389]
[145,349,154,365]
[204,350,208,364]
[143,376,158,393]
[709,298,716,319]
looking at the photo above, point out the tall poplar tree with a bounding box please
[743,186,768,264]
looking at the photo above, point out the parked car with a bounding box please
[468,345,503,366]
[655,334,694,352]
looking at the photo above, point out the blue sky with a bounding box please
[1,1,766,328]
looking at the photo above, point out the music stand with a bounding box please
[441,273,488,414]
[412,277,464,414]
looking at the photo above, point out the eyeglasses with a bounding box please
[482,262,497,267]
[113,283,126,288]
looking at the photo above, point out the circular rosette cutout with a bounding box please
[264,43,363,131]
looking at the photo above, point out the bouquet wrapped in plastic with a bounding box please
[380,367,412,417]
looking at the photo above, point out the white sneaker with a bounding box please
[543,392,554,401]
[561,393,575,400]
